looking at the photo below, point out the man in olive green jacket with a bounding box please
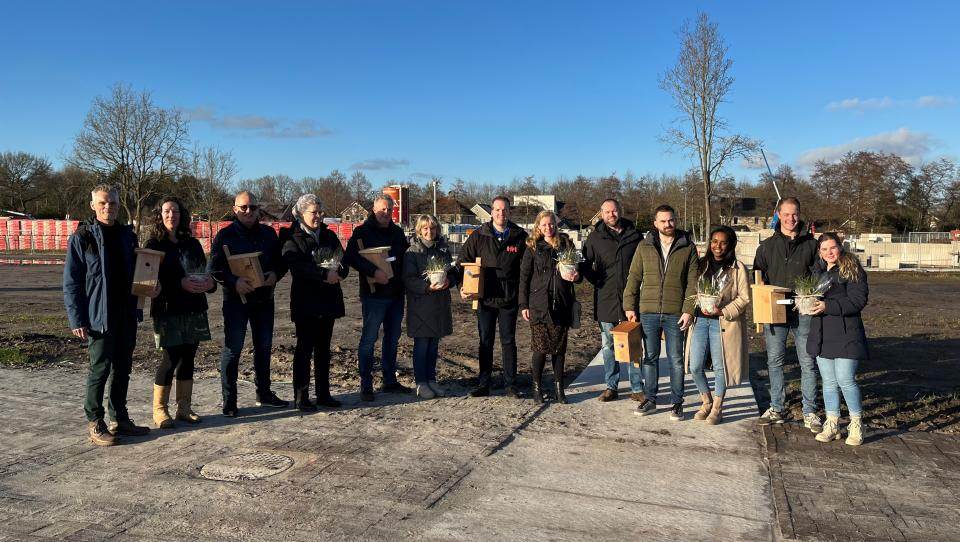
[622,205,699,420]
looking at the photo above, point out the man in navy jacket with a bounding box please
[64,185,155,446]
[208,190,289,416]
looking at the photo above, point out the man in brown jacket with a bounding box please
[623,205,699,420]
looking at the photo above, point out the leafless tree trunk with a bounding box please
[189,145,237,239]
[69,83,189,234]
[659,13,758,236]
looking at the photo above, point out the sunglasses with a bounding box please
[235,205,260,212]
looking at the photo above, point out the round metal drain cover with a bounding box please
[200,452,293,481]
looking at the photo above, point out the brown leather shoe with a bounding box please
[88,420,117,446]
[109,418,150,436]
[598,389,618,402]
[630,392,646,402]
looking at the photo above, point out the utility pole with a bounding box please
[430,176,442,218]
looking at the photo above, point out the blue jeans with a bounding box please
[816,357,861,417]
[688,317,726,397]
[764,315,818,414]
[358,296,404,391]
[638,313,685,405]
[599,321,643,392]
[413,337,440,383]
[220,296,275,407]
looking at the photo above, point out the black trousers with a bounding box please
[476,304,518,387]
[292,316,336,405]
[84,321,136,422]
[155,343,198,386]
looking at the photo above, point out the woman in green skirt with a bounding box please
[145,197,216,428]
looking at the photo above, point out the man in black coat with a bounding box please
[580,199,641,402]
[753,197,821,429]
[459,195,528,397]
[208,190,289,417]
[344,195,411,402]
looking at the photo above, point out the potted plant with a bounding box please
[793,273,832,315]
[312,245,344,271]
[556,247,583,278]
[422,255,450,287]
[694,272,727,314]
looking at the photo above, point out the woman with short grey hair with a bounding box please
[282,193,348,411]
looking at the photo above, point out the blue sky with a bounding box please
[2,1,958,187]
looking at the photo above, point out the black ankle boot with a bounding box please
[552,355,567,404]
[531,355,545,404]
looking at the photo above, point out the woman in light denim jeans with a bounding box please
[684,226,750,424]
[806,232,868,446]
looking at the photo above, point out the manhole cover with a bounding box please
[199,452,294,481]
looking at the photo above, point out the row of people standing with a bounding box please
[65,186,867,447]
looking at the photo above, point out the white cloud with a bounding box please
[797,127,935,167]
[182,106,333,138]
[741,150,781,170]
[825,95,956,112]
[350,158,410,171]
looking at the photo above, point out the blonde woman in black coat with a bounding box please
[519,210,581,404]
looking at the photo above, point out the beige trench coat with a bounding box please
[684,260,751,387]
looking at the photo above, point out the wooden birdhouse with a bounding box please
[751,284,791,324]
[226,250,265,289]
[460,257,483,298]
[131,248,164,297]
[611,321,644,366]
[359,246,394,286]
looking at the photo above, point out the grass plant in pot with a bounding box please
[793,273,832,315]
[556,247,583,278]
[312,245,344,272]
[694,273,727,315]
[423,255,449,287]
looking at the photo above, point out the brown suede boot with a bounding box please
[694,392,714,421]
[152,384,175,429]
[707,394,724,425]
[174,380,201,423]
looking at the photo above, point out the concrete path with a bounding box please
[416,350,777,541]
[0,345,777,541]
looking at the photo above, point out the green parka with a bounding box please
[622,229,699,316]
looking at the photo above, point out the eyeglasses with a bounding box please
[235,205,259,212]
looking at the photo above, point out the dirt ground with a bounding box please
[0,265,600,397]
[2,265,958,432]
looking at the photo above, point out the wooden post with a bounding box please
[223,245,247,304]
[754,269,763,333]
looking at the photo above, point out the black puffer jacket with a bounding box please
[282,222,348,321]
[806,260,869,360]
[144,236,215,318]
[343,215,409,300]
[518,235,580,326]
[458,221,528,309]
[580,218,641,323]
[753,222,818,290]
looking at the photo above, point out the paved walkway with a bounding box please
[0,344,778,541]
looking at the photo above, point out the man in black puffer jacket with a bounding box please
[753,197,821,429]
[458,196,528,398]
[344,195,411,402]
[580,199,641,402]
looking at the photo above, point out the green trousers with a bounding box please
[84,325,136,422]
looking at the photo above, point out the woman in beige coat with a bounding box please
[684,226,750,424]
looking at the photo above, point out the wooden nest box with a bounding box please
[751,284,791,324]
[131,248,164,297]
[359,246,394,286]
[611,321,644,365]
[460,257,483,298]
[227,251,265,288]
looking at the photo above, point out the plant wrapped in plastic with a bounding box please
[793,273,832,315]
[312,244,344,271]
[422,254,450,287]
[555,247,583,277]
[693,271,727,315]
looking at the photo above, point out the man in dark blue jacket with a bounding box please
[64,185,155,446]
[208,191,289,416]
[344,194,411,402]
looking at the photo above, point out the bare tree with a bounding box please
[350,170,373,205]
[0,151,52,212]
[70,84,189,233]
[188,145,237,225]
[660,12,758,235]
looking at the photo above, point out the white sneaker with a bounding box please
[757,407,786,426]
[803,413,823,433]
[428,381,446,397]
[815,415,842,442]
[416,384,435,399]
